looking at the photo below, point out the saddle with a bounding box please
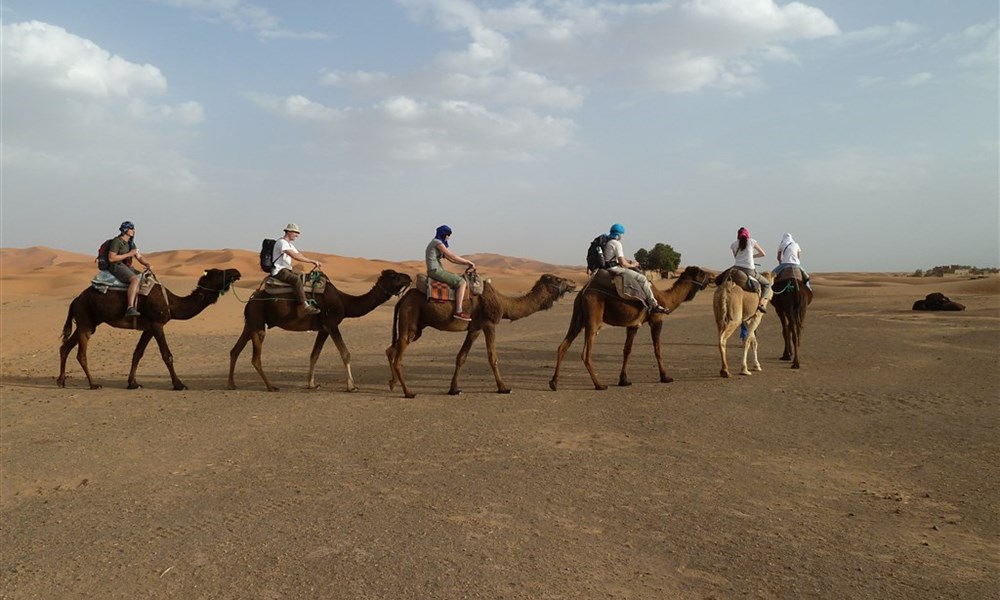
[774,265,805,284]
[90,271,158,296]
[715,267,760,294]
[260,272,329,296]
[415,271,484,303]
[587,269,645,303]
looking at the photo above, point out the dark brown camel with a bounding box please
[549,265,714,390]
[770,269,813,369]
[386,274,577,398]
[228,269,412,392]
[57,268,242,390]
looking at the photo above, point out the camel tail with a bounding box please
[61,300,76,342]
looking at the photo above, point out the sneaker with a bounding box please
[650,305,671,315]
[303,305,321,315]
[453,312,472,322]
[125,307,141,317]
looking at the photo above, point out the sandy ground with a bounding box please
[1,247,998,599]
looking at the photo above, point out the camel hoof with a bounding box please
[308,384,321,390]
[618,379,632,387]
[89,384,103,390]
[173,384,187,391]
[720,371,730,378]
[404,392,417,399]
[57,380,66,389]
[595,385,608,391]
[448,389,462,396]
[497,388,511,394]
[791,363,800,370]
[660,376,674,384]
[548,380,558,391]
[267,386,280,392]
[347,387,360,393]
[739,371,752,376]
[780,355,791,361]
[128,383,142,390]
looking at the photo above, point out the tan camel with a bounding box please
[771,268,813,369]
[228,269,413,392]
[549,265,714,391]
[386,274,577,398]
[58,268,243,390]
[713,270,775,377]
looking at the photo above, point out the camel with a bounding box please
[58,268,242,390]
[912,292,964,311]
[549,265,714,391]
[386,274,577,398]
[771,268,814,369]
[713,270,775,377]
[227,269,413,392]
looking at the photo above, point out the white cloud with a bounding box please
[900,72,932,87]
[157,0,329,40]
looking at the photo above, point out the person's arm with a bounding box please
[753,241,766,259]
[440,244,475,270]
[285,247,321,269]
[134,250,152,268]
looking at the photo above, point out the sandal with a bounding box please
[453,312,472,322]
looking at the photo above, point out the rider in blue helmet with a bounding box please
[426,225,476,321]
[107,220,152,317]
[603,223,669,315]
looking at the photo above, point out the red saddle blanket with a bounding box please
[415,273,455,302]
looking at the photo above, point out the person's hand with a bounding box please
[313,260,322,268]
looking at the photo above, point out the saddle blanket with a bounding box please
[715,267,760,294]
[589,269,646,304]
[415,273,455,302]
[774,265,805,283]
[261,275,328,295]
[90,271,157,295]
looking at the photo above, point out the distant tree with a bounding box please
[635,243,681,273]
[911,269,923,277]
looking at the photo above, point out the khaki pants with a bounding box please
[273,268,309,305]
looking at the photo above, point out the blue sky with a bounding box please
[2,0,997,272]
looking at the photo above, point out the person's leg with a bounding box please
[637,273,668,314]
[127,275,140,309]
[275,269,319,314]
[455,279,468,316]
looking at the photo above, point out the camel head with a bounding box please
[377,269,413,296]
[200,268,242,295]
[535,274,577,300]
[678,266,713,301]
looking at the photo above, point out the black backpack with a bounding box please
[259,239,277,273]
[586,234,611,274]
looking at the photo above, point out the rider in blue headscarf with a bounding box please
[425,225,476,321]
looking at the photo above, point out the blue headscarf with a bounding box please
[435,225,452,248]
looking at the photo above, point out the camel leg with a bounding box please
[74,329,102,389]
[649,319,673,384]
[718,321,740,378]
[328,328,359,392]
[227,327,254,390]
[777,312,792,361]
[149,325,186,390]
[448,328,482,396]
[127,330,155,389]
[307,331,329,389]
[581,323,607,390]
[481,324,510,394]
[748,322,762,373]
[249,329,279,392]
[549,321,583,391]
[790,323,801,369]
[386,344,398,390]
[388,336,416,399]
[618,326,638,387]
[58,329,81,388]
[59,327,101,389]
[739,329,756,376]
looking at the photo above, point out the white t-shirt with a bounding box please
[604,238,625,269]
[778,241,801,265]
[272,238,297,275]
[731,238,759,270]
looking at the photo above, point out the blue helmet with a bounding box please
[119,220,135,233]
[609,223,625,236]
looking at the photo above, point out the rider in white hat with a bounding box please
[271,223,322,315]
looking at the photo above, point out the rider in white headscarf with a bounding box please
[774,233,810,288]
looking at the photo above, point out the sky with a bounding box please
[1,0,997,273]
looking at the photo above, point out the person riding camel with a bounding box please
[730,226,771,313]
[604,223,670,315]
[107,220,152,317]
[271,223,322,316]
[425,225,476,322]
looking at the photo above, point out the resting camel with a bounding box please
[713,270,775,377]
[58,268,242,390]
[386,274,577,398]
[228,269,413,392]
[549,265,713,391]
[771,268,813,369]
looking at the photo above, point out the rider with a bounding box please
[604,223,670,315]
[425,225,476,322]
[774,232,811,289]
[271,223,322,316]
[107,220,152,317]
[730,226,771,313]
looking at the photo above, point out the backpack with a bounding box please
[96,238,114,271]
[586,234,611,274]
[259,238,278,273]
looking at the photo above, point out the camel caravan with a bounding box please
[57,222,815,392]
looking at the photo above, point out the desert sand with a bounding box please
[1,246,998,599]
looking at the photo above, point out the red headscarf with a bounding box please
[737,227,750,240]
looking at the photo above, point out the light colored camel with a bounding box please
[771,269,813,369]
[228,269,412,391]
[386,274,577,398]
[549,266,714,390]
[713,270,775,377]
[58,268,243,390]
